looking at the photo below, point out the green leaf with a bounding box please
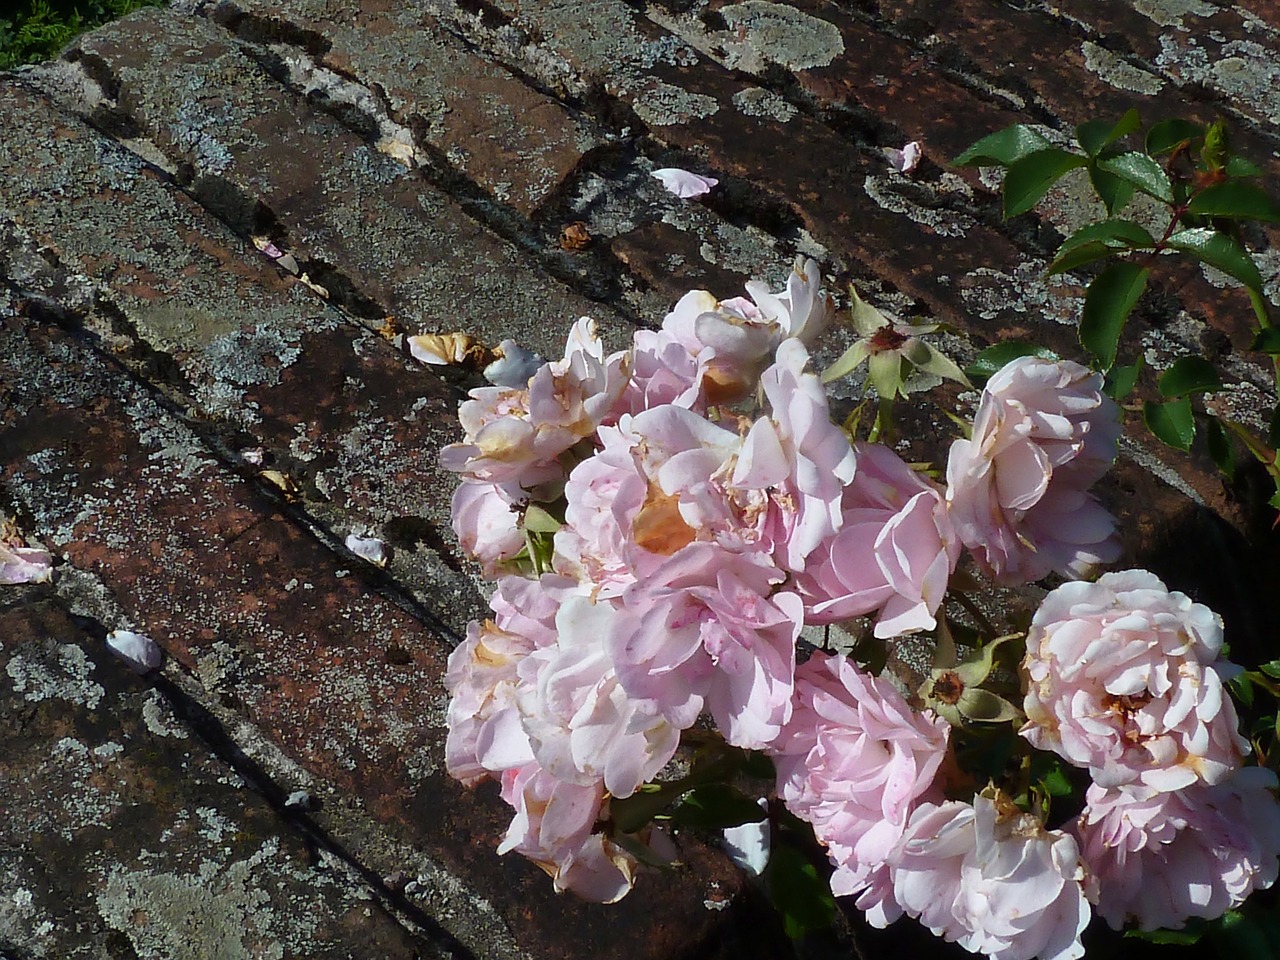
[1145,118,1202,156]
[1270,404,1280,450]
[1251,329,1280,354]
[1080,261,1150,370]
[1225,155,1263,178]
[766,844,838,940]
[1105,358,1142,401]
[1048,219,1156,275]
[1076,109,1141,157]
[1260,660,1280,679]
[671,784,767,830]
[965,342,1058,385]
[1205,417,1236,480]
[1229,670,1255,708]
[1097,151,1175,203]
[1088,164,1136,217]
[1158,355,1222,396]
[954,124,1052,167]
[1144,397,1196,451]
[1003,149,1089,217]
[1186,182,1280,223]
[1166,227,1264,291]
[1126,924,1206,945]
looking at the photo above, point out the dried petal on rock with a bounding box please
[106,629,163,674]
[346,534,390,567]
[559,221,592,250]
[408,331,494,369]
[484,340,544,388]
[884,141,922,174]
[652,168,719,199]
[260,469,301,501]
[240,447,266,466]
[298,272,330,298]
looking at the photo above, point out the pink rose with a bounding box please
[888,796,1090,960]
[769,652,949,896]
[795,442,959,637]
[497,762,638,902]
[1021,570,1249,792]
[516,595,680,799]
[1074,768,1280,931]
[450,481,526,577]
[443,575,580,785]
[607,545,801,749]
[946,357,1121,584]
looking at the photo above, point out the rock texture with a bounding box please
[1,0,1279,958]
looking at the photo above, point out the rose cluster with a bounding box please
[439,259,1278,955]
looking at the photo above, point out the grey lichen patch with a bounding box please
[1131,0,1215,28]
[957,260,1084,327]
[96,843,291,960]
[205,322,304,388]
[1155,35,1280,124]
[631,80,719,127]
[1081,40,1165,95]
[6,642,104,709]
[863,173,976,238]
[719,1,844,71]
[732,87,797,122]
[142,689,190,739]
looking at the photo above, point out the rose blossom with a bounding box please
[607,544,802,749]
[1021,570,1249,792]
[439,318,629,496]
[1074,768,1280,931]
[886,796,1090,960]
[444,575,581,785]
[946,357,1121,584]
[769,652,950,896]
[450,481,526,577]
[498,761,638,902]
[795,442,959,637]
[516,595,680,799]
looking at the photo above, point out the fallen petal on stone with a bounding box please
[884,141,922,174]
[484,340,544,387]
[651,168,719,199]
[0,544,54,584]
[346,534,390,567]
[107,630,163,674]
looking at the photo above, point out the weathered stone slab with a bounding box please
[0,309,748,960]
[50,12,631,361]
[206,0,604,217]
[0,594,443,959]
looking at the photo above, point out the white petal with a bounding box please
[106,630,163,674]
[651,168,719,199]
[346,534,390,567]
[884,141,922,174]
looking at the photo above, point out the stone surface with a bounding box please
[3,0,1280,957]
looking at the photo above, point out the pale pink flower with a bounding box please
[444,575,580,785]
[516,595,680,799]
[795,442,959,637]
[1021,570,1249,792]
[769,652,950,896]
[440,318,629,494]
[651,167,719,198]
[656,259,833,404]
[612,327,707,418]
[946,357,1121,584]
[888,796,1090,960]
[497,762,638,902]
[450,481,525,577]
[740,339,857,572]
[607,544,802,749]
[1074,768,1280,931]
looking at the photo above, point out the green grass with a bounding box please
[0,0,168,70]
